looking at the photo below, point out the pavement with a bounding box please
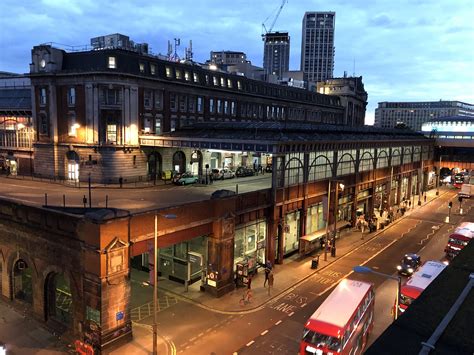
[112,187,450,354]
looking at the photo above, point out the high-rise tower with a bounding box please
[301,12,335,83]
[263,32,290,80]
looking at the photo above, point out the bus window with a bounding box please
[302,329,342,352]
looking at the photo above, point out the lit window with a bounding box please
[144,90,152,108]
[193,72,199,83]
[237,81,242,90]
[185,71,191,81]
[197,97,203,113]
[227,79,232,88]
[107,124,117,144]
[165,67,172,78]
[213,76,218,86]
[155,118,161,134]
[39,88,47,105]
[139,63,145,73]
[150,64,156,75]
[220,77,225,87]
[176,70,182,79]
[68,113,79,137]
[108,56,116,69]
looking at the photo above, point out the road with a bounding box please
[127,190,472,355]
[0,175,271,212]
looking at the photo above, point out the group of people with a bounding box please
[241,261,275,304]
[356,214,377,234]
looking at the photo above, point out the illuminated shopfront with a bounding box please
[234,219,266,272]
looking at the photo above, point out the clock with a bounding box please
[40,59,46,68]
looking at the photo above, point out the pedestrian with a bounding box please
[247,274,252,290]
[409,200,411,208]
[424,195,427,203]
[119,176,123,188]
[264,261,272,287]
[267,271,274,296]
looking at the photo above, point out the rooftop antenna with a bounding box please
[185,40,193,61]
[167,40,173,59]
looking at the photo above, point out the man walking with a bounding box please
[267,271,274,296]
[263,261,272,287]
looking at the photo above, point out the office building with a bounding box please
[263,32,290,80]
[301,12,335,83]
[375,100,474,131]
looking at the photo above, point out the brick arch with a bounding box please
[6,250,38,302]
[42,265,75,325]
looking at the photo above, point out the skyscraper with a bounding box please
[301,12,335,83]
[263,31,290,80]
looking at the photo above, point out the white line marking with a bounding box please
[261,330,269,336]
[275,320,282,325]
[288,312,294,317]
[246,340,255,347]
[300,303,307,308]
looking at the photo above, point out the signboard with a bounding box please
[116,311,124,321]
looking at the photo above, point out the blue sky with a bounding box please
[1,0,473,124]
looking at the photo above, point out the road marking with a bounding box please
[288,312,295,317]
[246,340,255,347]
[300,303,307,308]
[275,320,282,325]
[261,330,269,336]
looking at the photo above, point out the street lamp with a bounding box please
[353,265,402,320]
[324,180,344,261]
[332,182,344,257]
[153,212,177,355]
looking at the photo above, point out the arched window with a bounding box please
[377,150,389,169]
[337,152,355,176]
[391,149,401,166]
[45,272,72,325]
[413,147,421,162]
[309,153,333,181]
[13,259,32,304]
[403,147,412,164]
[359,150,374,172]
[285,155,304,186]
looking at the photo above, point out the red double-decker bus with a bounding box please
[300,279,374,355]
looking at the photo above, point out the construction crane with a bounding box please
[261,0,288,38]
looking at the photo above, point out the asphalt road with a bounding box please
[127,190,473,355]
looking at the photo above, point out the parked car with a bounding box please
[211,189,236,199]
[235,166,255,177]
[211,168,235,180]
[396,253,421,276]
[173,172,199,185]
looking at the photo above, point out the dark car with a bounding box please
[397,253,421,276]
[235,166,255,177]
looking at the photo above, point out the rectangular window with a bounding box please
[176,70,182,80]
[217,99,222,114]
[144,90,152,108]
[39,88,47,105]
[224,101,229,115]
[170,93,177,111]
[165,66,172,78]
[139,62,145,73]
[231,101,236,116]
[213,76,218,86]
[197,97,203,113]
[185,71,191,81]
[107,124,117,144]
[105,89,121,105]
[170,119,176,132]
[179,95,187,112]
[237,81,242,90]
[155,119,161,134]
[108,56,116,69]
[220,77,226,87]
[193,72,199,83]
[209,98,215,113]
[188,96,195,113]
[154,90,163,109]
[205,75,209,85]
[150,64,156,75]
[68,87,76,106]
[143,117,151,133]
[227,79,232,88]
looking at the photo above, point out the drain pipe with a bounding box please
[419,273,474,354]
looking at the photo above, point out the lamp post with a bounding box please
[324,180,332,262]
[153,212,177,355]
[332,182,344,257]
[436,154,442,196]
[353,265,402,320]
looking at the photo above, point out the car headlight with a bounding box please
[397,265,402,270]
[408,268,414,273]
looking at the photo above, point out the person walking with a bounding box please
[264,262,272,287]
[267,271,274,296]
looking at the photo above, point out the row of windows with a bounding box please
[106,56,339,106]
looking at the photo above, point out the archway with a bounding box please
[44,272,72,325]
[172,151,186,173]
[190,150,203,177]
[147,152,162,181]
[13,259,32,304]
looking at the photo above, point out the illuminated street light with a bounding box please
[153,212,177,355]
[353,265,402,320]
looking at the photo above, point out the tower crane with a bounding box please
[262,0,288,39]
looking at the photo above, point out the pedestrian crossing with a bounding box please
[130,294,179,322]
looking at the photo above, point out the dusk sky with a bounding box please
[1,0,473,124]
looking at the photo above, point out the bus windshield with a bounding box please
[449,237,468,246]
[302,329,341,352]
[400,293,414,306]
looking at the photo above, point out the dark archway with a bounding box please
[172,151,186,173]
[13,259,32,304]
[147,152,162,181]
[44,272,72,326]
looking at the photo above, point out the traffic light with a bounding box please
[448,201,453,209]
